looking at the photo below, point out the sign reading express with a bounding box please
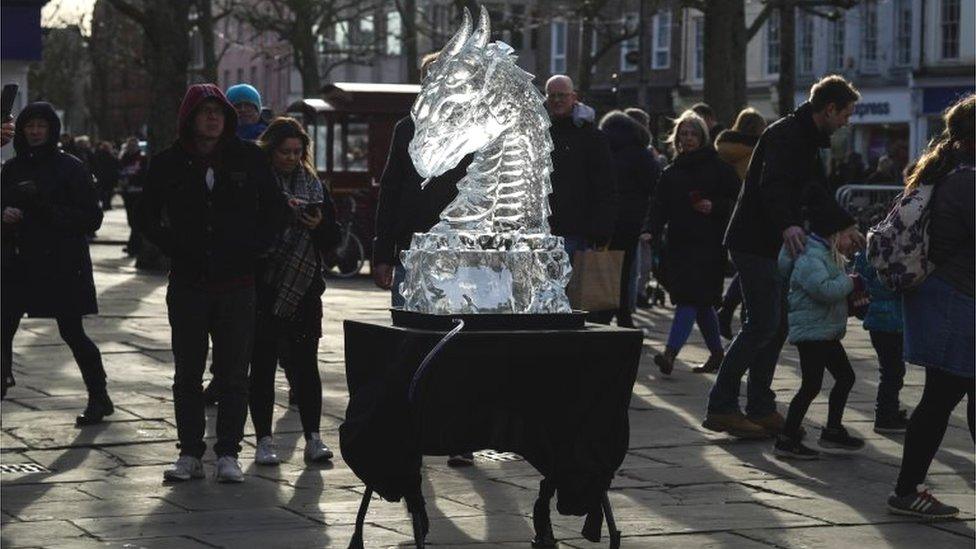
[854,102,891,117]
[793,89,909,124]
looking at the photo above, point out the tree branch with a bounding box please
[746,5,772,41]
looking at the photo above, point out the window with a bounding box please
[332,119,369,172]
[223,69,230,89]
[941,0,960,59]
[236,67,243,83]
[652,10,671,69]
[249,66,257,85]
[334,21,349,49]
[550,19,567,74]
[766,9,780,75]
[359,15,375,48]
[829,16,845,70]
[693,16,704,80]
[590,28,598,74]
[386,11,401,55]
[895,0,912,66]
[798,12,814,74]
[619,13,639,72]
[263,63,271,101]
[432,4,450,48]
[861,1,878,71]
[509,4,525,50]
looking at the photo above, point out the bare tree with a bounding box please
[235,0,381,96]
[193,0,239,83]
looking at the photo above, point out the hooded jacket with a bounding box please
[725,102,853,259]
[1,102,103,317]
[779,234,853,343]
[599,111,659,240]
[715,129,759,181]
[139,84,286,288]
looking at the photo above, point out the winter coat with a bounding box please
[1,102,103,318]
[853,252,903,333]
[715,129,759,181]
[644,147,740,306]
[779,235,853,343]
[725,102,853,259]
[237,120,269,142]
[92,149,120,191]
[139,83,287,288]
[372,116,472,266]
[600,112,660,243]
[548,116,617,241]
[927,154,975,297]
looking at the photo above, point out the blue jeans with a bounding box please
[707,251,787,417]
[665,305,724,355]
[391,265,406,308]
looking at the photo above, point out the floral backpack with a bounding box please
[866,165,974,291]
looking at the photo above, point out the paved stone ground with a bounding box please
[1,206,973,548]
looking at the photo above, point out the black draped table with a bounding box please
[339,319,643,548]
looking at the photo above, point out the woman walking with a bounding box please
[1,102,112,424]
[642,110,740,375]
[887,95,975,518]
[250,118,340,465]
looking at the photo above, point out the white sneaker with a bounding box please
[163,455,204,482]
[254,436,281,466]
[214,455,245,483]
[304,434,334,463]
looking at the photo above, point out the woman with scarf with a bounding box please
[1,102,111,424]
[250,117,340,466]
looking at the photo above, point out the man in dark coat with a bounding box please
[704,75,863,438]
[544,75,617,255]
[372,52,472,308]
[92,141,120,211]
[1,102,111,423]
[140,83,286,483]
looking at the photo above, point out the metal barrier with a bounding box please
[834,183,905,230]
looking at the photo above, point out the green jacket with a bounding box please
[778,235,853,343]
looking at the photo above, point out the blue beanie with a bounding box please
[225,83,262,110]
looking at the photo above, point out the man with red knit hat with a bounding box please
[140,84,285,483]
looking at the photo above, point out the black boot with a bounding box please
[693,351,724,373]
[654,347,677,376]
[76,392,114,426]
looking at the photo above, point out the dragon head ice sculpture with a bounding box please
[399,6,572,314]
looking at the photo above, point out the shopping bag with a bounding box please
[565,249,624,311]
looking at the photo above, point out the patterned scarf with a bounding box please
[265,167,325,319]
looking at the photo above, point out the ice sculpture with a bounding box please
[399,6,572,314]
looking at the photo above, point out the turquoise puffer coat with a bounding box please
[778,236,853,343]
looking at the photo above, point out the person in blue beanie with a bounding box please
[226,83,268,142]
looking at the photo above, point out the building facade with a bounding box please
[2,0,49,161]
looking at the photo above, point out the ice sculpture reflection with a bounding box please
[399,6,572,314]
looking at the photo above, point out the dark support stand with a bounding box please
[405,492,430,548]
[531,479,557,548]
[348,488,373,549]
[603,492,621,549]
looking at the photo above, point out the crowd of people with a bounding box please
[0,63,971,518]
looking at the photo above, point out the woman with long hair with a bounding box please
[250,117,340,466]
[641,110,741,375]
[887,94,974,518]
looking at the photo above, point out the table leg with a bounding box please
[405,492,429,548]
[531,478,556,548]
[348,487,373,549]
[602,492,621,549]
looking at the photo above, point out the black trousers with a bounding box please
[895,368,975,496]
[2,311,106,395]
[783,340,855,438]
[167,283,254,459]
[249,327,322,441]
[869,331,905,418]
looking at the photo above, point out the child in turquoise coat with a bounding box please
[774,213,866,460]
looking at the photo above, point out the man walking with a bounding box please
[703,76,863,438]
[544,75,616,257]
[140,84,284,482]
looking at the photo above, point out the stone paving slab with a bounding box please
[1,207,973,548]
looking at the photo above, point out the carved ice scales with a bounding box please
[398,7,572,314]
